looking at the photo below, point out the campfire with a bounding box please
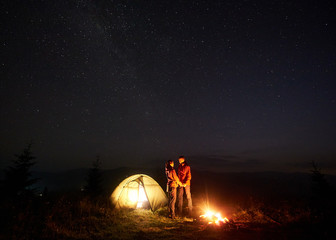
[200,210,229,225]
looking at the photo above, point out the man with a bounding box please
[165,160,182,219]
[177,156,192,217]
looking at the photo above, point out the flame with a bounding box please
[200,210,229,225]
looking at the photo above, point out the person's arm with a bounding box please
[187,166,191,182]
[173,170,183,186]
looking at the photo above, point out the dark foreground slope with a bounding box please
[1,167,336,240]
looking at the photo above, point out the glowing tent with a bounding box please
[110,174,168,211]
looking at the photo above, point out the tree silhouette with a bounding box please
[310,161,336,237]
[311,161,332,209]
[2,144,39,198]
[84,156,103,198]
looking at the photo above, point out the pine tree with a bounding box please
[3,144,39,198]
[310,161,336,235]
[84,156,103,198]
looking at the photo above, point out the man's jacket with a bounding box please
[178,162,191,185]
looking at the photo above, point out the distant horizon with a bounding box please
[2,160,335,176]
[1,146,335,175]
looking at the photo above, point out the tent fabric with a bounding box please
[110,174,168,211]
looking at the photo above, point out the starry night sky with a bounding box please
[1,0,336,173]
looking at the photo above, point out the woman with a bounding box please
[165,160,182,219]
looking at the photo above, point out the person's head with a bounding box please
[178,156,185,164]
[167,159,174,168]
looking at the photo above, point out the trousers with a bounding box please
[168,186,177,217]
[177,185,192,215]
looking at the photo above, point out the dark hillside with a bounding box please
[31,168,336,201]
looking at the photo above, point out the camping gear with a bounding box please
[110,174,168,211]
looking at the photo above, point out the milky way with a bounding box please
[1,0,335,172]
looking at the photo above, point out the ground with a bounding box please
[1,190,334,239]
[91,208,315,240]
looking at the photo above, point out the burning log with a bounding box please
[200,210,229,226]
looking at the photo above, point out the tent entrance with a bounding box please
[136,184,149,209]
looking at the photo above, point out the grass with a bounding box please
[0,192,335,240]
[44,197,198,240]
[26,195,176,239]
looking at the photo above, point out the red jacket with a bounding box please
[166,166,182,188]
[178,162,191,185]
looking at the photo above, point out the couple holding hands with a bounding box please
[165,156,192,219]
